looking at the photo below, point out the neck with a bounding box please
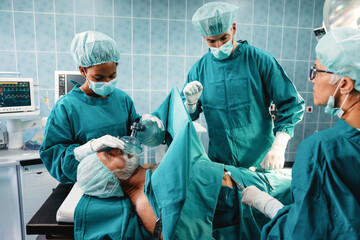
[231,41,238,53]
[341,94,360,128]
[119,167,147,199]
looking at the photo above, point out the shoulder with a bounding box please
[112,88,133,102]
[240,42,277,66]
[52,91,77,112]
[190,54,208,70]
[299,126,338,151]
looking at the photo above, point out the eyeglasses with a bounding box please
[309,66,334,81]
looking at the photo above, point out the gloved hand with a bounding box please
[260,132,290,170]
[138,114,165,147]
[183,81,203,113]
[74,135,125,161]
[241,185,284,219]
[90,135,125,151]
[140,114,165,131]
[77,153,124,198]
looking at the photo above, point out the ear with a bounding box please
[79,66,86,77]
[232,22,236,35]
[339,77,355,94]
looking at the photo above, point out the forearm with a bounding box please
[40,144,79,183]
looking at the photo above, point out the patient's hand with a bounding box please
[222,171,235,188]
[97,148,128,171]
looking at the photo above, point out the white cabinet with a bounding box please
[19,163,59,240]
[0,149,59,240]
[0,162,22,240]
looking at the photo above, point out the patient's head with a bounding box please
[97,148,140,180]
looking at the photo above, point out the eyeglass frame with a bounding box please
[309,66,334,81]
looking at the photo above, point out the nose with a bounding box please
[214,40,222,48]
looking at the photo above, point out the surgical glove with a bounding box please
[90,135,125,151]
[261,132,290,170]
[183,81,203,113]
[140,114,165,131]
[138,114,165,147]
[74,135,125,161]
[77,153,123,198]
[241,185,284,219]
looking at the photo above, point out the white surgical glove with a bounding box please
[74,135,125,161]
[140,114,165,131]
[241,185,284,219]
[260,132,290,170]
[183,81,203,114]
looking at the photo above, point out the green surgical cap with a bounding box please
[71,31,120,67]
[316,27,360,91]
[192,2,239,37]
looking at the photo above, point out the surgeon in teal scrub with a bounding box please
[182,2,305,169]
[40,31,163,194]
[241,27,360,239]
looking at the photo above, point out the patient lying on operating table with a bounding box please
[78,148,292,239]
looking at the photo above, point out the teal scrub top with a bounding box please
[262,119,360,239]
[40,86,139,184]
[182,40,305,167]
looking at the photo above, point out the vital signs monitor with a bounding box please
[0,78,35,113]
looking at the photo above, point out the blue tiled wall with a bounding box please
[0,0,330,162]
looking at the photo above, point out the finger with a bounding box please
[195,81,203,90]
[190,85,197,94]
[103,141,118,149]
[156,120,164,130]
[113,140,125,149]
[184,89,192,96]
[260,160,266,169]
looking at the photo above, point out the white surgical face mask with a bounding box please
[88,78,117,96]
[210,38,233,60]
[324,78,349,118]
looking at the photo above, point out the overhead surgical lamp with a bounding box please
[313,0,360,40]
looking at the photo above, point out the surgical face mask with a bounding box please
[88,77,117,96]
[210,38,233,60]
[112,154,139,181]
[324,78,349,118]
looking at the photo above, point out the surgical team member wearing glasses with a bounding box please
[182,2,305,170]
[241,27,360,239]
[40,31,163,197]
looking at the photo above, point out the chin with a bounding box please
[313,99,324,106]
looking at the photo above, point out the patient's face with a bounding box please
[97,148,127,171]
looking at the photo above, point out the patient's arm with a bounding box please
[96,149,158,235]
[97,149,234,236]
[120,167,158,234]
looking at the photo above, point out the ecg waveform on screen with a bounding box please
[0,82,31,107]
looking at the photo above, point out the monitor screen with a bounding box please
[0,78,35,113]
[67,74,86,93]
[55,71,86,102]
